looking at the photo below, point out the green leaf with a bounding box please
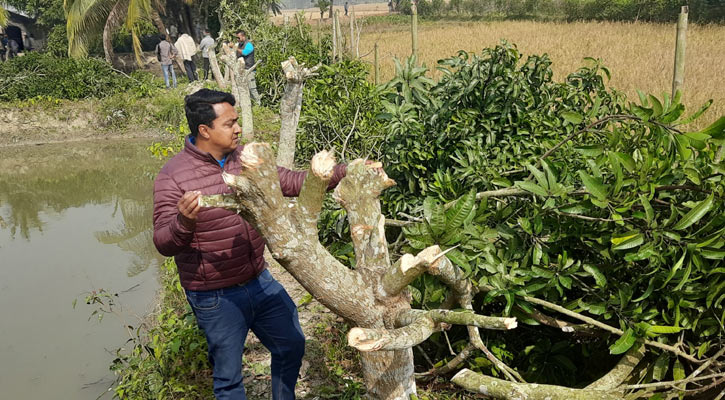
[677,99,712,126]
[639,194,654,225]
[612,234,644,251]
[662,252,687,288]
[652,352,670,381]
[578,171,608,201]
[526,164,548,188]
[445,190,476,231]
[648,325,683,334]
[697,116,725,140]
[613,152,636,173]
[672,194,714,230]
[584,264,607,287]
[610,328,636,355]
[562,111,583,125]
[515,180,548,197]
[673,359,685,381]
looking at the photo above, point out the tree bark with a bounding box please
[452,369,624,400]
[207,47,226,89]
[199,147,521,399]
[103,0,127,66]
[219,45,255,142]
[276,57,318,168]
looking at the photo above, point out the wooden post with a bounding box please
[317,19,322,60]
[411,4,418,58]
[374,42,380,85]
[350,5,355,57]
[332,11,337,62]
[335,10,343,58]
[672,6,688,98]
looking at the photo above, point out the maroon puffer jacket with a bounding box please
[153,138,347,291]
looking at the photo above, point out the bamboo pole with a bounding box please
[317,19,322,60]
[349,5,355,57]
[332,11,337,62]
[411,3,418,58]
[672,6,688,98]
[374,42,380,85]
[335,10,343,58]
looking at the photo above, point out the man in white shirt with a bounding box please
[199,29,215,81]
[175,33,198,82]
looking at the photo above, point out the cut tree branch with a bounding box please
[395,309,517,331]
[587,344,646,390]
[348,315,436,351]
[452,369,623,400]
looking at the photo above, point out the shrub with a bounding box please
[0,52,135,101]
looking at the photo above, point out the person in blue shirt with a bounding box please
[235,31,261,106]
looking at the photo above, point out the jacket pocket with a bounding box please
[186,290,220,311]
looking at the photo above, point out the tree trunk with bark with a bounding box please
[199,146,518,398]
[103,0,127,66]
[276,57,318,168]
[219,44,256,143]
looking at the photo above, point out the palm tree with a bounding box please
[1,4,8,27]
[64,0,168,65]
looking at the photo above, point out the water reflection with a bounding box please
[0,139,165,400]
[0,140,163,276]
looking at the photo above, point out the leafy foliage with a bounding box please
[296,59,386,164]
[379,42,725,385]
[0,52,139,100]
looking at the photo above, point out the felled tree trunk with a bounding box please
[219,46,256,143]
[276,57,318,168]
[199,147,518,399]
[207,47,226,89]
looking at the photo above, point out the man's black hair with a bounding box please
[184,89,236,138]
[159,34,166,41]
[237,30,247,37]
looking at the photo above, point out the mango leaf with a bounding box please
[515,180,548,197]
[672,194,714,230]
[612,234,644,251]
[445,190,476,231]
[562,111,583,125]
[610,328,636,354]
[648,325,683,334]
[662,252,687,288]
[613,152,636,173]
[698,116,725,140]
[578,170,608,201]
[584,264,607,287]
[673,359,685,381]
[652,352,670,381]
[677,99,712,126]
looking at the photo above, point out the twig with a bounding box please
[619,373,725,390]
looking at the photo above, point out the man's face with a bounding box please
[201,102,241,154]
[237,33,245,42]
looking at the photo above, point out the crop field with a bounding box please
[354,19,725,128]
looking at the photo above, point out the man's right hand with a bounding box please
[178,191,201,230]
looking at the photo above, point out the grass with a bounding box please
[357,19,725,128]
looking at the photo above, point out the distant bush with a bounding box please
[0,52,136,101]
[395,0,725,22]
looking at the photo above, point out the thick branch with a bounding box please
[383,245,447,295]
[586,344,645,390]
[333,160,396,279]
[207,47,227,89]
[348,315,436,351]
[217,144,379,327]
[277,57,320,168]
[296,150,335,230]
[198,193,241,210]
[395,309,517,331]
[452,369,623,400]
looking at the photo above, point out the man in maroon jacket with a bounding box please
[152,89,346,399]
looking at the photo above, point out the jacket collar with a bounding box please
[183,135,242,165]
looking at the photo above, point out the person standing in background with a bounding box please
[235,30,260,106]
[175,33,198,82]
[344,1,349,15]
[156,35,178,88]
[199,29,215,81]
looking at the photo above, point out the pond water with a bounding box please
[0,139,165,399]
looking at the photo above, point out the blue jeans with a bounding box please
[185,269,305,400]
[162,64,177,88]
